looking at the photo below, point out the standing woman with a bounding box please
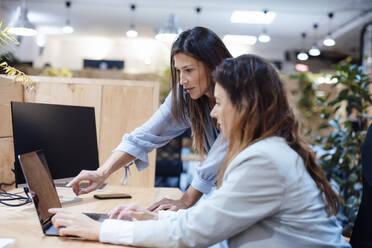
[50,54,350,247]
[68,27,232,211]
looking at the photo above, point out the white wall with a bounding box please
[29,35,171,73]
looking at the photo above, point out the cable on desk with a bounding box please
[0,186,32,207]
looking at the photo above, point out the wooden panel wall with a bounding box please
[0,75,159,188]
[100,85,159,187]
[0,78,23,185]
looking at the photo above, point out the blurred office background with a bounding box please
[0,0,372,192]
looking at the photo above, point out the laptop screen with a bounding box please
[18,150,61,230]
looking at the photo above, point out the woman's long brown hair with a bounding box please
[170,27,232,155]
[212,55,339,216]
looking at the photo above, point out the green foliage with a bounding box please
[316,61,371,231]
[291,72,320,119]
[158,66,171,103]
[0,18,33,87]
[41,67,73,78]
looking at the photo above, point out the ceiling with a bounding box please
[1,0,372,62]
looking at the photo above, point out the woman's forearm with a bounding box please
[97,151,135,179]
[181,185,203,208]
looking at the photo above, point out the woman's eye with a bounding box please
[185,68,193,73]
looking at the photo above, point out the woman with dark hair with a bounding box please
[68,26,232,211]
[50,54,350,247]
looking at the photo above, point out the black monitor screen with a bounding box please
[11,102,99,187]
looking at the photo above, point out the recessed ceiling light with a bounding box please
[230,11,276,24]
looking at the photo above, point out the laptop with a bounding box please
[18,150,108,236]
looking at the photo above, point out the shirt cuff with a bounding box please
[114,140,149,171]
[99,219,134,245]
[191,174,215,194]
[158,210,179,220]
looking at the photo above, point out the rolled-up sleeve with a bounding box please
[191,135,228,194]
[115,92,189,171]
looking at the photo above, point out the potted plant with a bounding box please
[313,59,371,234]
[0,19,32,87]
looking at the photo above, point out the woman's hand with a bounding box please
[147,198,187,212]
[67,170,105,196]
[48,208,101,240]
[108,204,158,220]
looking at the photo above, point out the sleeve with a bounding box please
[131,151,286,248]
[99,219,134,245]
[114,92,189,171]
[191,134,228,194]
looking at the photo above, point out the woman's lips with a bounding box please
[186,87,194,93]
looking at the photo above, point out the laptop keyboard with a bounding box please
[84,212,131,221]
[84,213,109,222]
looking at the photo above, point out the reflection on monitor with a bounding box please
[11,101,99,187]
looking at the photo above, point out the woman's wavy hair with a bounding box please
[212,54,339,216]
[171,27,232,155]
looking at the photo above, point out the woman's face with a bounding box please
[210,83,237,138]
[174,53,210,99]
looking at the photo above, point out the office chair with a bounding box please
[155,134,184,188]
[350,124,372,247]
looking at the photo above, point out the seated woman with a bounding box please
[49,54,350,248]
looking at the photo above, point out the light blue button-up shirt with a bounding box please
[115,91,228,194]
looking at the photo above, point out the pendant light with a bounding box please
[8,0,37,36]
[126,4,138,38]
[258,10,271,43]
[155,14,182,42]
[62,1,74,34]
[308,23,321,56]
[258,29,271,43]
[323,12,336,47]
[297,32,309,61]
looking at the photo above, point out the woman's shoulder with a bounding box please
[227,136,299,171]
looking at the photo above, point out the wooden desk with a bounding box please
[0,185,182,247]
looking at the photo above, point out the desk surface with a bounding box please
[0,185,182,248]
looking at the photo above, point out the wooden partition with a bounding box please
[0,78,23,186]
[0,75,159,188]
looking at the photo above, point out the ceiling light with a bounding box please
[8,3,37,36]
[297,33,308,61]
[62,20,73,34]
[323,34,335,47]
[297,52,309,61]
[126,27,138,38]
[62,1,73,34]
[230,11,276,24]
[258,29,270,43]
[323,12,336,47]
[309,44,321,56]
[309,23,321,56]
[155,14,182,42]
[223,35,257,45]
[295,63,309,72]
[62,25,73,34]
[126,4,138,38]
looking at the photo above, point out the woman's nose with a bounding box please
[179,73,187,85]
[210,106,217,118]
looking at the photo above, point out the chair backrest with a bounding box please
[350,124,372,247]
[155,134,184,178]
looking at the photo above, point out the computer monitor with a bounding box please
[11,101,99,187]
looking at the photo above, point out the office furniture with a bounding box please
[0,185,181,247]
[0,75,159,188]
